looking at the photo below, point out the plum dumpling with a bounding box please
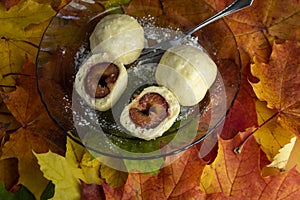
[89,14,145,65]
[120,86,180,140]
[155,45,217,106]
[74,54,128,111]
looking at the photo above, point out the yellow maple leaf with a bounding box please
[249,38,300,162]
[0,0,56,89]
[80,153,102,185]
[34,138,101,200]
[268,136,300,172]
[100,164,128,188]
[254,100,294,160]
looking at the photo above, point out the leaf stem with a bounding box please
[239,112,279,148]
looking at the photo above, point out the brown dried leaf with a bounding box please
[81,180,106,200]
[123,0,163,17]
[0,57,66,198]
[0,158,19,191]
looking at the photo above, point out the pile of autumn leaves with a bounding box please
[0,0,300,199]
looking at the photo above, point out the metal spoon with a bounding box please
[135,0,254,64]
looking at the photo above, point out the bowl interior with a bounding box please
[36,0,241,160]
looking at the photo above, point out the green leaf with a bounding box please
[0,182,15,200]
[40,181,55,200]
[0,182,35,200]
[124,158,164,175]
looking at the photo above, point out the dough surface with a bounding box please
[120,86,180,140]
[74,53,128,111]
[155,45,217,106]
[90,14,144,65]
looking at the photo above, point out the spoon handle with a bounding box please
[185,0,254,36]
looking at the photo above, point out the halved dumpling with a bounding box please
[74,54,128,111]
[90,14,144,65]
[120,86,180,140]
[155,45,217,106]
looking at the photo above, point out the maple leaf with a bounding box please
[200,129,300,199]
[0,158,18,191]
[81,180,106,200]
[221,79,258,140]
[0,100,20,138]
[34,150,84,200]
[100,164,128,188]
[254,100,294,161]
[0,0,55,40]
[102,146,206,199]
[205,0,300,64]
[268,137,300,172]
[123,0,226,35]
[0,0,56,89]
[251,39,300,135]
[34,137,102,200]
[123,0,163,17]
[0,57,66,198]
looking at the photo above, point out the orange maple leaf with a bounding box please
[200,129,300,199]
[102,146,206,199]
[205,0,300,64]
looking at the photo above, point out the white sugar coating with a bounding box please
[139,16,203,50]
[142,22,180,45]
[90,14,144,65]
[120,86,180,141]
[74,44,90,71]
[63,94,72,113]
[131,62,156,83]
[156,45,217,106]
[74,53,128,111]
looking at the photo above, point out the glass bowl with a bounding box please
[36,0,241,162]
